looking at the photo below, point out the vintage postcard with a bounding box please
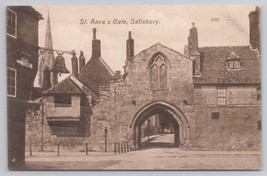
[7,5,261,170]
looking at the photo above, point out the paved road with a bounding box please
[141,134,175,149]
[142,134,174,143]
[25,150,261,170]
[25,135,261,170]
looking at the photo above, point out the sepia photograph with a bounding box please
[7,5,261,170]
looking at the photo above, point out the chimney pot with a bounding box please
[79,50,86,73]
[93,28,96,39]
[71,52,78,77]
[92,28,101,58]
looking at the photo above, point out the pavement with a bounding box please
[25,134,262,170]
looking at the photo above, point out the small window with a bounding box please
[257,86,261,100]
[7,67,16,97]
[217,88,226,106]
[228,61,234,69]
[227,60,240,69]
[54,95,72,107]
[211,112,220,119]
[6,8,17,38]
[226,52,241,70]
[257,120,261,130]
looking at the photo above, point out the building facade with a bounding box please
[7,6,42,169]
[26,8,261,152]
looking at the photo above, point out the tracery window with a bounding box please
[149,54,169,90]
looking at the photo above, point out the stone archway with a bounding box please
[130,101,189,150]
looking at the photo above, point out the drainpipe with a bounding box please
[41,103,44,152]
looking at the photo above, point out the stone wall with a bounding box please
[46,96,80,118]
[191,86,261,151]
[25,95,91,152]
[26,43,261,152]
[88,44,195,151]
[25,108,53,152]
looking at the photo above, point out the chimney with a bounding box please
[71,52,78,77]
[42,66,51,91]
[92,28,101,59]
[126,31,134,60]
[249,7,261,53]
[188,22,201,76]
[188,22,199,54]
[79,50,86,73]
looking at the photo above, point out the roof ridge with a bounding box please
[199,45,250,48]
[128,42,191,61]
[70,75,99,96]
[68,77,86,94]
[42,76,70,94]
[98,57,115,76]
[43,76,84,94]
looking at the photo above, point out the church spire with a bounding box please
[43,9,55,69]
[45,9,53,50]
[37,9,58,88]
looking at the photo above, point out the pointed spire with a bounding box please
[37,9,57,87]
[43,9,55,69]
[45,9,53,49]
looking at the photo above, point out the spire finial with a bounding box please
[192,22,195,28]
[93,28,96,39]
[128,31,132,39]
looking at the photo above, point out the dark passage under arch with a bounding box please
[131,101,189,150]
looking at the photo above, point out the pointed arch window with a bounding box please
[159,64,168,89]
[149,54,169,90]
[151,65,158,90]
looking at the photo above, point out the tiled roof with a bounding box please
[78,57,115,92]
[43,77,84,94]
[194,46,261,84]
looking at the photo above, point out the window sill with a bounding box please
[151,88,169,92]
[7,33,17,39]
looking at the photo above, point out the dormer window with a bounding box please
[228,60,240,69]
[226,52,241,70]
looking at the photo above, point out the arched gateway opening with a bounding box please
[130,101,189,150]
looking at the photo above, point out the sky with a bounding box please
[33,5,257,83]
